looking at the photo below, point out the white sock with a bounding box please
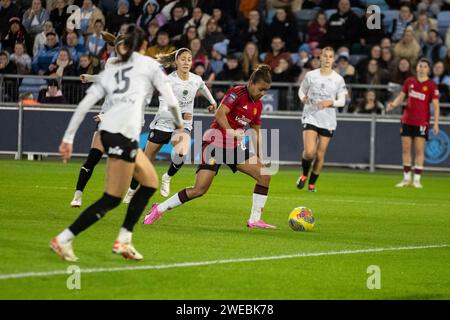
[414,174,421,183]
[57,228,74,244]
[158,192,183,212]
[162,172,171,179]
[249,193,268,223]
[117,227,132,244]
[128,187,136,194]
[74,190,82,198]
[403,171,412,181]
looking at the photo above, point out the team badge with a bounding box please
[422,86,428,92]
[253,108,257,116]
[183,90,188,96]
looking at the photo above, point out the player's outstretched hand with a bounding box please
[59,142,73,161]
[207,103,217,113]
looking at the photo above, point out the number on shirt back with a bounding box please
[113,67,133,94]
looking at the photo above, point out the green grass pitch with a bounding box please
[0,159,449,299]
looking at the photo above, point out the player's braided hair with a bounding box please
[156,48,192,68]
[249,64,272,84]
[114,24,146,62]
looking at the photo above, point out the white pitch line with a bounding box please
[0,244,448,281]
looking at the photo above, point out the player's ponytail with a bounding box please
[249,64,272,84]
[115,24,146,62]
[100,31,117,46]
[156,48,192,68]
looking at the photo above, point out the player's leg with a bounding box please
[52,157,134,261]
[309,134,332,192]
[71,131,104,208]
[236,157,276,229]
[412,136,426,188]
[161,130,191,197]
[397,135,413,187]
[143,168,217,225]
[297,127,319,189]
[124,140,163,203]
[114,150,159,260]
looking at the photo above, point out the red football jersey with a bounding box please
[204,86,262,148]
[401,77,439,126]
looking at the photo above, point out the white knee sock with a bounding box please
[158,192,183,213]
[57,228,74,244]
[249,193,268,223]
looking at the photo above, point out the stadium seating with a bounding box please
[437,11,450,39]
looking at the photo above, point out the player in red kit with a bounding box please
[387,58,440,188]
[143,65,277,229]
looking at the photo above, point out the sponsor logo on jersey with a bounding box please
[425,130,450,164]
[235,116,251,126]
[409,89,426,101]
[108,146,124,156]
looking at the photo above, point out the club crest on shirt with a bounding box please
[422,86,428,91]
[253,108,257,116]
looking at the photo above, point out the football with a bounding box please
[288,207,316,231]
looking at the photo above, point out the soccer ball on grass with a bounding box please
[288,207,315,231]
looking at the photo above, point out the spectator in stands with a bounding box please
[19,92,39,105]
[99,40,115,67]
[239,10,268,52]
[76,53,100,76]
[38,78,66,104]
[307,10,327,49]
[209,40,227,76]
[146,19,160,46]
[129,0,144,21]
[354,89,384,114]
[380,37,393,50]
[298,56,321,82]
[64,31,88,63]
[183,7,211,39]
[268,7,300,53]
[0,50,17,74]
[145,30,175,58]
[0,50,18,101]
[322,0,361,50]
[106,0,134,35]
[379,47,396,73]
[97,0,116,16]
[296,44,312,68]
[216,53,244,81]
[189,37,209,71]
[137,0,164,31]
[391,57,413,85]
[238,0,259,19]
[85,19,106,59]
[211,7,236,39]
[175,25,198,48]
[421,29,447,63]
[272,57,297,82]
[202,18,227,54]
[263,36,292,74]
[266,0,302,13]
[443,48,450,70]
[417,0,442,17]
[393,26,421,66]
[1,17,30,54]
[357,6,386,54]
[10,42,32,74]
[0,0,20,40]
[46,47,76,76]
[358,59,388,85]
[159,3,189,43]
[193,61,209,80]
[412,11,438,43]
[432,60,450,102]
[49,0,69,37]
[356,44,382,77]
[32,31,60,74]
[22,0,49,39]
[334,51,356,83]
[388,2,415,42]
[67,0,105,39]
[33,20,58,56]
[240,41,261,80]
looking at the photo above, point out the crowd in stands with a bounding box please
[1,0,450,114]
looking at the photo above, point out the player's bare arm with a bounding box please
[387,92,406,111]
[432,99,440,135]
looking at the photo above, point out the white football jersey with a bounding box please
[88,52,169,141]
[99,57,118,114]
[150,71,210,132]
[299,69,347,130]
